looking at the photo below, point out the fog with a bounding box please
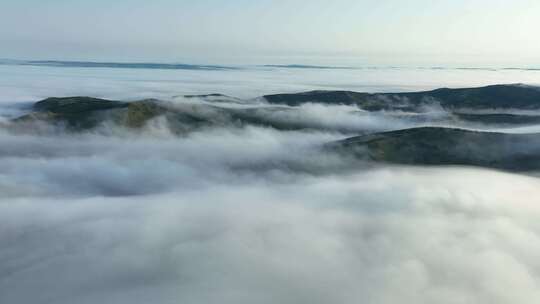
[2,64,540,104]
[2,127,540,304]
[2,66,540,303]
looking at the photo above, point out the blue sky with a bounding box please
[1,0,539,66]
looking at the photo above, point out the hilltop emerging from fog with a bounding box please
[7,84,540,172]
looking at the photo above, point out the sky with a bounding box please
[1,0,540,66]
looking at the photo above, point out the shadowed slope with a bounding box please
[331,127,540,171]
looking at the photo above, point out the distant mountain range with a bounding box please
[6,84,540,171]
[1,59,539,72]
[263,84,540,110]
[0,60,238,71]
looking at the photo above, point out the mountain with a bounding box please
[263,84,540,110]
[330,127,540,171]
[12,96,333,133]
[14,97,217,132]
[33,96,127,113]
[9,84,540,134]
[9,60,238,71]
[12,85,540,131]
[7,86,540,171]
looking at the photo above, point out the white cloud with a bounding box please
[1,118,540,303]
[2,162,540,303]
[2,66,540,303]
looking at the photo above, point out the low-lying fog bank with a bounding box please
[1,120,540,303]
[2,66,540,303]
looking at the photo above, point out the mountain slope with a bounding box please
[331,127,540,171]
[264,84,540,110]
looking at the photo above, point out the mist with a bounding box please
[2,114,540,304]
[2,64,540,104]
[2,65,540,303]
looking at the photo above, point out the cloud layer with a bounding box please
[1,121,540,303]
[2,66,540,303]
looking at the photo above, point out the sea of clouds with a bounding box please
[1,64,540,303]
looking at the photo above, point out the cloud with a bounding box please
[0,126,346,197]
[2,66,540,303]
[2,63,540,104]
[2,162,540,303]
[1,117,540,304]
